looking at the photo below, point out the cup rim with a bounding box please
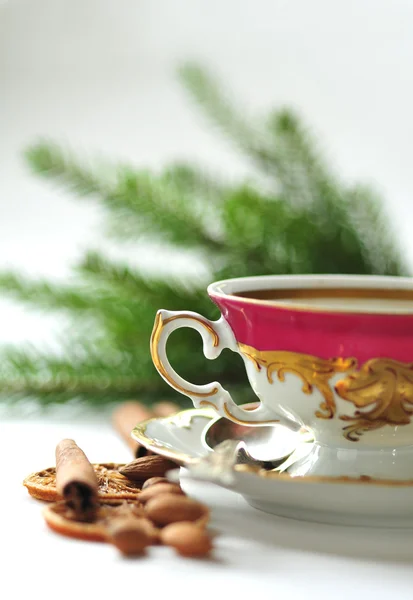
[207,274,413,315]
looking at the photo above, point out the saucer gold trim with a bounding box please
[132,407,413,488]
[234,463,413,487]
[131,407,217,465]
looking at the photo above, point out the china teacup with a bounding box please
[150,274,413,480]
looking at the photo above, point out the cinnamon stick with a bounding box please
[111,401,155,458]
[55,439,98,522]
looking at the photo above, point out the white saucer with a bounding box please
[132,408,413,528]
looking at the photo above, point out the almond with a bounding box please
[142,477,169,489]
[145,494,209,526]
[139,483,184,503]
[105,517,157,555]
[118,455,178,481]
[161,522,213,557]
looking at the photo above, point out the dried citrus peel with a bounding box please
[42,501,146,542]
[23,463,142,503]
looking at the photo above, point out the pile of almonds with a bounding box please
[108,474,212,557]
[25,445,213,558]
[23,402,215,559]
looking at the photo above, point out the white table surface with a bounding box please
[3,405,413,600]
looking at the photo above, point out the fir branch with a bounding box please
[77,251,206,302]
[266,109,332,206]
[105,167,225,250]
[0,63,407,408]
[25,146,225,252]
[0,271,157,328]
[162,163,226,204]
[179,63,306,184]
[179,63,266,161]
[0,347,165,405]
[0,273,99,314]
[0,326,246,406]
[25,142,104,196]
[345,185,408,276]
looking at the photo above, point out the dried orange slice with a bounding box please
[24,463,142,503]
[43,500,145,542]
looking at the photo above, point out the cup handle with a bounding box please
[150,309,281,426]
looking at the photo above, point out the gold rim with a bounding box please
[210,292,413,315]
[235,287,413,302]
[208,276,413,316]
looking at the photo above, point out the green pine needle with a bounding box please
[0,63,408,408]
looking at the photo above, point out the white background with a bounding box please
[2,3,413,597]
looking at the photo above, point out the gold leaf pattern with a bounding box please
[238,343,356,419]
[340,419,387,442]
[335,359,413,440]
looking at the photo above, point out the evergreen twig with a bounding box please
[0,64,407,407]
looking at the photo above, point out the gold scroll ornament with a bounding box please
[336,359,413,441]
[238,343,413,441]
